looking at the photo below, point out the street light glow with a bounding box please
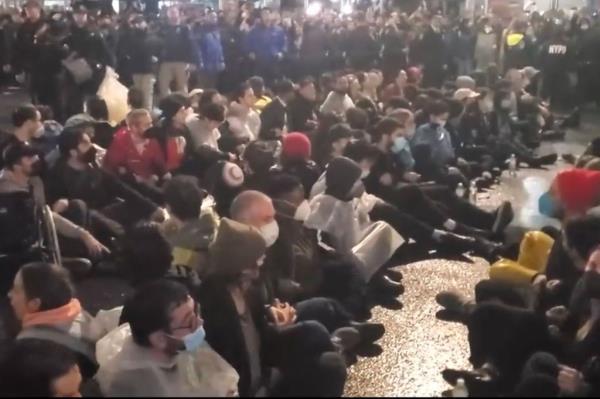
[306,2,322,16]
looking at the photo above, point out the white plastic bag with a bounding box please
[97,67,129,126]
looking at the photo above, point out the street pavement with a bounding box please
[0,88,596,396]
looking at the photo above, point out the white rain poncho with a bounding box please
[95,323,239,397]
[305,189,404,282]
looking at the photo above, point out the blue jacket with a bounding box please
[243,24,287,61]
[194,26,225,73]
[411,122,456,168]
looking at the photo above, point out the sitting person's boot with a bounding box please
[437,231,502,263]
[331,327,361,366]
[490,167,502,179]
[526,153,558,168]
[61,257,93,280]
[454,223,494,240]
[442,363,499,396]
[370,273,405,298]
[349,321,385,344]
[435,290,475,322]
[331,327,361,352]
[385,269,403,282]
[492,201,514,237]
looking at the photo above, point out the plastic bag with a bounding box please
[96,67,129,126]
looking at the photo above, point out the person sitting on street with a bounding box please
[96,279,240,396]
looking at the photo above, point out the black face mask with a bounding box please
[80,146,97,164]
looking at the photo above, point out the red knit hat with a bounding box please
[555,168,600,214]
[282,132,311,160]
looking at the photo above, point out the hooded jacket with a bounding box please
[555,169,600,215]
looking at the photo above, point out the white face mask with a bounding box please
[294,200,311,222]
[259,220,279,247]
[360,169,370,179]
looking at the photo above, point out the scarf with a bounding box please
[22,298,82,328]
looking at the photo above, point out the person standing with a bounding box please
[419,15,447,89]
[120,15,158,111]
[299,18,330,81]
[345,11,379,72]
[62,3,115,117]
[193,11,225,90]
[158,6,197,98]
[450,19,476,76]
[474,17,499,71]
[538,26,574,111]
[218,12,243,93]
[12,0,44,102]
[243,8,287,85]
[380,16,407,85]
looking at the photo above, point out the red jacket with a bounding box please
[103,127,167,179]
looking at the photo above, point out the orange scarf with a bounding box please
[22,298,82,328]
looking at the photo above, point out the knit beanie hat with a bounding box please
[325,156,362,201]
[209,218,266,277]
[555,169,600,214]
[159,94,188,120]
[455,75,476,90]
[243,140,280,174]
[282,132,311,160]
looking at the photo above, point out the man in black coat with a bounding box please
[63,4,115,117]
[218,13,244,93]
[419,15,447,88]
[345,12,379,71]
[118,15,159,110]
[157,6,197,97]
[299,19,330,80]
[287,77,318,134]
[259,79,296,140]
[12,0,45,101]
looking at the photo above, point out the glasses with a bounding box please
[171,301,202,332]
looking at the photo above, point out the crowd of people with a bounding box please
[0,0,599,397]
